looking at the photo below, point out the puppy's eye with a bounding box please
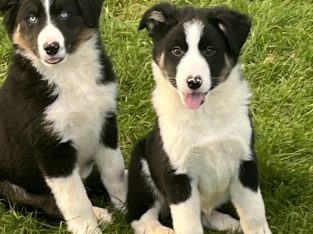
[58,10,70,20]
[203,46,216,57]
[171,46,184,57]
[27,15,38,24]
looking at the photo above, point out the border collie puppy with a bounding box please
[127,3,271,234]
[0,0,127,233]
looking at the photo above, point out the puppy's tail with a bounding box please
[0,180,63,219]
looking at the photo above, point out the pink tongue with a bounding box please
[183,93,205,109]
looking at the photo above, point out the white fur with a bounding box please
[176,21,211,99]
[202,210,241,232]
[93,206,112,223]
[95,145,127,209]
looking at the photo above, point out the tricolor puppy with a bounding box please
[0,0,127,233]
[127,3,271,234]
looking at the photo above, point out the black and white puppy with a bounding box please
[0,0,127,233]
[127,3,271,234]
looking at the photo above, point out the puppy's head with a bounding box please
[0,0,103,67]
[139,3,251,109]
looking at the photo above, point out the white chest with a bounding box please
[45,79,116,157]
[159,109,251,209]
[38,41,117,165]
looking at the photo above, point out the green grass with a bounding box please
[0,0,312,233]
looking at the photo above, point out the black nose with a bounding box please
[187,76,202,90]
[44,42,60,56]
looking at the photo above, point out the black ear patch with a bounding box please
[138,3,178,40]
[0,0,19,37]
[74,0,103,28]
[210,7,251,56]
[0,0,16,12]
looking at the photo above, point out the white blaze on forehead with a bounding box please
[175,20,212,109]
[43,0,51,23]
[184,20,204,50]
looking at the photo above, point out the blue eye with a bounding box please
[27,15,38,24]
[59,11,70,19]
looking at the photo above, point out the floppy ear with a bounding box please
[210,7,251,56]
[74,0,103,28]
[0,0,19,37]
[138,3,178,40]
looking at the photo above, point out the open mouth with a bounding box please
[182,92,207,109]
[44,57,64,65]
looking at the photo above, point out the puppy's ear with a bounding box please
[74,0,103,28]
[210,7,251,56]
[0,0,19,36]
[139,3,178,40]
[0,0,15,12]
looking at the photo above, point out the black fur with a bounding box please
[239,160,259,192]
[209,7,251,57]
[138,2,178,40]
[74,0,103,27]
[239,120,259,192]
[101,112,118,150]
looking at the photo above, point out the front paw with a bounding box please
[202,211,241,233]
[93,206,112,223]
[243,223,271,234]
[67,216,101,234]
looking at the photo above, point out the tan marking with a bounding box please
[74,28,97,49]
[149,11,165,22]
[219,54,235,82]
[12,24,35,55]
[158,52,165,68]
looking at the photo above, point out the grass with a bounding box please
[0,0,312,233]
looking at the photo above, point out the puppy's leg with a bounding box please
[35,142,100,234]
[168,178,203,234]
[95,113,127,209]
[230,161,271,234]
[95,145,126,209]
[201,210,241,233]
[127,143,173,234]
[46,167,101,234]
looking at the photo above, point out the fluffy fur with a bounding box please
[0,0,127,233]
[127,3,271,234]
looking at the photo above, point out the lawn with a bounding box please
[0,0,312,233]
